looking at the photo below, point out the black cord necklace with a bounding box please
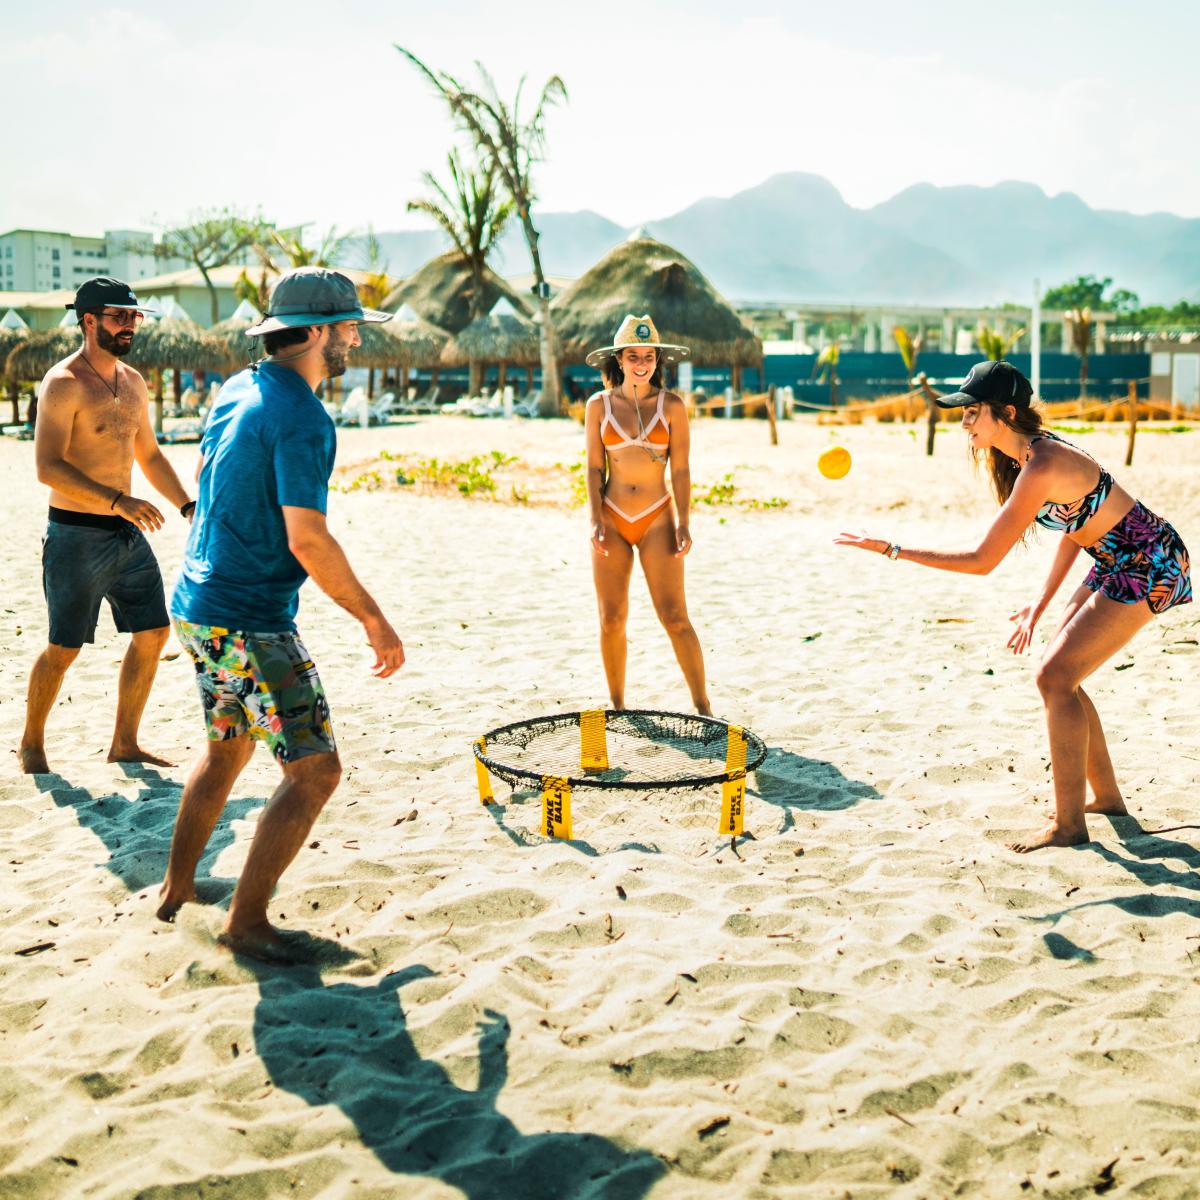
[79,352,119,399]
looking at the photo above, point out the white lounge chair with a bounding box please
[512,389,543,418]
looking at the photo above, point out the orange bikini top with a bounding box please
[598,389,670,449]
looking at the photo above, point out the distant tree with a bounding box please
[408,149,513,396]
[151,207,267,325]
[1042,274,1139,316]
[812,343,840,408]
[397,48,567,413]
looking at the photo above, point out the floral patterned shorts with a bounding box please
[174,619,337,763]
[1084,502,1192,614]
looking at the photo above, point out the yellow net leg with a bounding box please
[541,776,573,839]
[718,725,747,836]
[474,737,494,805]
[580,708,609,772]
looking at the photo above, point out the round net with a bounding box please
[474,709,766,792]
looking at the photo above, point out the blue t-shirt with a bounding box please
[172,361,337,632]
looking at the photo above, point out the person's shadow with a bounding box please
[247,950,667,1199]
[34,765,263,903]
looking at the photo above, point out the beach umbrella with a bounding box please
[551,234,762,386]
[440,296,540,395]
[383,251,532,334]
[0,325,30,423]
[125,318,226,431]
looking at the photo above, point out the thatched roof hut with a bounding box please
[551,236,761,368]
[0,326,29,378]
[6,328,82,381]
[208,315,257,374]
[383,252,532,334]
[440,301,540,368]
[126,319,227,373]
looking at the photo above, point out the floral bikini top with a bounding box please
[1029,430,1114,533]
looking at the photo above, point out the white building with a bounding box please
[0,227,162,292]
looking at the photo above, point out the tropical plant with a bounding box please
[812,343,840,407]
[975,323,1025,360]
[408,149,513,395]
[893,326,922,384]
[397,49,567,413]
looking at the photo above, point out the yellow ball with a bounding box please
[818,445,852,480]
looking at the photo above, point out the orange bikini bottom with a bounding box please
[603,493,671,546]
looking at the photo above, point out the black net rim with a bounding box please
[474,708,767,791]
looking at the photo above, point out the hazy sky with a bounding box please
[3,0,1198,243]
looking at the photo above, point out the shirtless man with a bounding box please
[20,276,195,774]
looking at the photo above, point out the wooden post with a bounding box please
[1125,380,1138,467]
[766,383,778,445]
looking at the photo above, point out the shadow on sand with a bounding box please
[244,946,666,1199]
[34,764,263,904]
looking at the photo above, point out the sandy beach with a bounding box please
[2,412,1199,1198]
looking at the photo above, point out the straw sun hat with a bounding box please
[584,314,690,367]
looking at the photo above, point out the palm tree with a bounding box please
[407,150,512,397]
[397,49,567,413]
[1069,307,1092,400]
[812,343,841,408]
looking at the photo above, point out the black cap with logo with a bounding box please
[66,276,158,315]
[934,360,1034,409]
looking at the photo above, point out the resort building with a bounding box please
[0,228,163,293]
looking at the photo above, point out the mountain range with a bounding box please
[356,173,1200,308]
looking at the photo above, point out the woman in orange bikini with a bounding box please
[584,315,712,715]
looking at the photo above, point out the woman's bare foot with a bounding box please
[19,745,50,774]
[1084,796,1129,816]
[107,743,175,768]
[156,883,196,923]
[1008,824,1090,853]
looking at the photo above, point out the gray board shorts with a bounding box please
[42,509,169,648]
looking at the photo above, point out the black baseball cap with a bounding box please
[935,359,1033,409]
[66,276,158,315]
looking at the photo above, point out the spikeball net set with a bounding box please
[473,709,767,839]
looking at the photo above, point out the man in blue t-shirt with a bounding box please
[159,267,405,964]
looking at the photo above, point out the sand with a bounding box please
[1,413,1198,1199]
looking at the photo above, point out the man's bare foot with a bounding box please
[1008,825,1090,854]
[156,883,196,923]
[217,922,319,966]
[1084,797,1129,816]
[19,745,50,774]
[107,744,175,768]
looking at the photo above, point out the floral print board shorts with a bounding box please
[174,619,337,764]
[1083,501,1192,614]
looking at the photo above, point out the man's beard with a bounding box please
[322,337,350,378]
[96,324,134,358]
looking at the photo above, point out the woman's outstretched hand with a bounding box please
[834,532,888,555]
[591,520,608,557]
[675,525,693,557]
[1007,602,1041,655]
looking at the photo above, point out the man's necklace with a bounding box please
[79,352,119,399]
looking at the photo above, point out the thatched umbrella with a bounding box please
[384,252,532,334]
[356,307,450,397]
[440,301,540,395]
[126,319,226,431]
[551,235,762,391]
[6,328,82,382]
[0,325,30,424]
